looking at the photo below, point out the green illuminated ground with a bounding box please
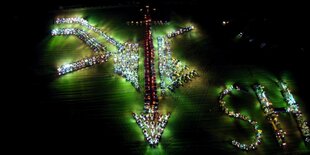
[41,7,310,155]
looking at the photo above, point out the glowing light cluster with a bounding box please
[279,82,310,142]
[166,58,198,92]
[157,36,173,94]
[157,35,199,94]
[113,42,140,89]
[253,84,286,146]
[126,20,167,26]
[167,25,194,38]
[53,17,140,87]
[133,112,170,146]
[57,52,111,75]
[51,28,106,52]
[143,16,159,113]
[219,85,262,151]
[55,17,124,49]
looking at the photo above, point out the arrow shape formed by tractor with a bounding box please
[132,6,171,147]
[51,5,198,147]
